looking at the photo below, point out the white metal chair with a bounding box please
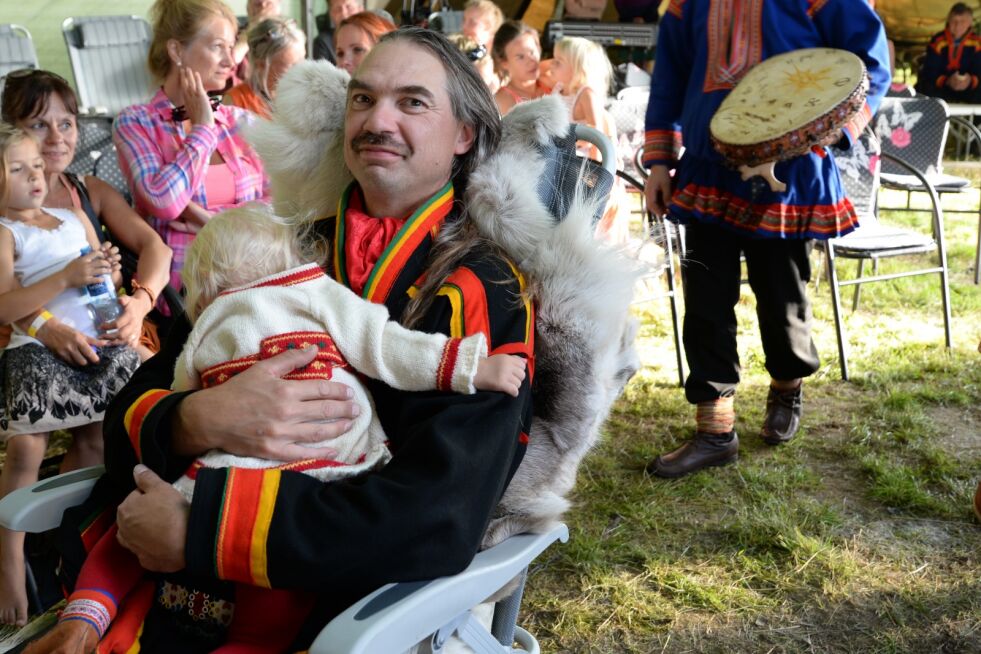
[62,16,153,116]
[825,130,952,380]
[873,96,981,284]
[0,24,38,78]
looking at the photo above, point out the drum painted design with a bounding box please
[710,48,869,167]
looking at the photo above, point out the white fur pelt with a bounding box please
[245,60,353,218]
[468,98,641,550]
[247,66,640,552]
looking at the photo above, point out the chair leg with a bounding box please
[852,259,865,312]
[975,212,980,285]
[664,222,686,387]
[825,242,850,380]
[491,570,528,648]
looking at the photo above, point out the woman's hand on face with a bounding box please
[180,66,215,128]
[35,320,106,366]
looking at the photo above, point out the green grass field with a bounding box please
[520,174,981,653]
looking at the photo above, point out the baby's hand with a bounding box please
[474,354,527,397]
[63,249,110,288]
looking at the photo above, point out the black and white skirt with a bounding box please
[0,344,140,439]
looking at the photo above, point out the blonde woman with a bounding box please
[225,17,307,119]
[113,0,269,294]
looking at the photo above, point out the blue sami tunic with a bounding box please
[643,0,890,239]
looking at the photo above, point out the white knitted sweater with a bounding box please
[171,263,487,501]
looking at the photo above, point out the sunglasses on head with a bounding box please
[466,44,487,62]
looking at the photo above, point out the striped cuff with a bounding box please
[441,332,487,394]
[642,129,683,168]
[843,103,873,143]
[61,594,115,638]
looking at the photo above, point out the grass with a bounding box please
[520,171,981,653]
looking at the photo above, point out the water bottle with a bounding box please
[80,246,122,329]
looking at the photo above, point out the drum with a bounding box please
[710,48,869,191]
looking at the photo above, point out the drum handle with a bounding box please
[572,124,617,175]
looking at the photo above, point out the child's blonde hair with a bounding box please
[182,204,324,322]
[0,123,38,208]
[554,36,613,95]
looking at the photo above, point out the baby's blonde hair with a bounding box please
[554,36,612,95]
[181,204,324,322]
[0,123,38,208]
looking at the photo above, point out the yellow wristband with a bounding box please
[27,310,54,338]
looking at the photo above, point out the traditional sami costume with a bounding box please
[642,0,890,403]
[57,183,535,653]
[643,0,892,240]
[916,27,981,104]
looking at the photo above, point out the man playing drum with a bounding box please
[642,0,891,478]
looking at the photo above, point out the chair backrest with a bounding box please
[873,96,950,176]
[0,24,38,77]
[831,129,882,224]
[62,16,153,116]
[427,9,464,33]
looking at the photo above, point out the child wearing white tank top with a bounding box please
[0,125,140,627]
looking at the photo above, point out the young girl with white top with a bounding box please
[0,125,140,627]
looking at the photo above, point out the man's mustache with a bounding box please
[351,132,410,155]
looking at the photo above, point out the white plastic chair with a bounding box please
[0,467,567,653]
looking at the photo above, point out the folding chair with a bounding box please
[825,130,952,380]
[0,24,38,78]
[873,96,981,284]
[62,16,153,116]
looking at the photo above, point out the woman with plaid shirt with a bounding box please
[113,0,269,294]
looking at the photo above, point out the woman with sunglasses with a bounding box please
[1,70,172,360]
[225,16,306,119]
[113,0,269,294]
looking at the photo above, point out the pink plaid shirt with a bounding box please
[113,89,269,289]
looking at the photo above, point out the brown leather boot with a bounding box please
[974,480,981,524]
[646,431,739,478]
[760,385,802,445]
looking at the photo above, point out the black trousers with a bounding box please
[681,221,820,405]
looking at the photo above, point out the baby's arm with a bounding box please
[312,278,489,394]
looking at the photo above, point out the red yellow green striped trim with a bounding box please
[443,267,491,344]
[435,284,465,338]
[215,468,280,587]
[335,182,454,303]
[122,390,172,461]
